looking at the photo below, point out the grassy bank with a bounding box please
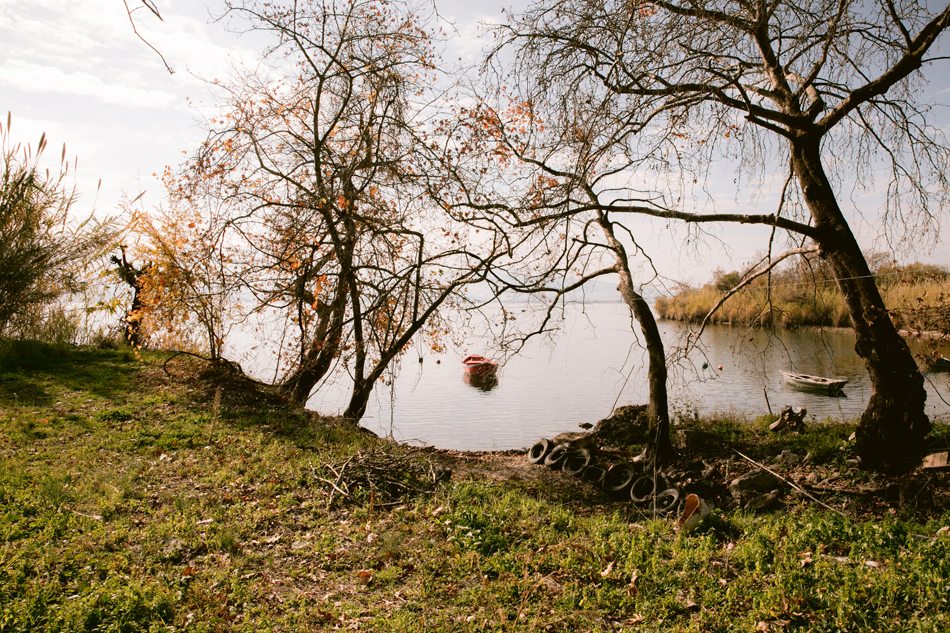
[655,266,950,334]
[2,341,949,632]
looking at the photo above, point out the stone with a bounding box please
[730,469,782,501]
[551,431,598,449]
[745,489,783,512]
[773,450,802,468]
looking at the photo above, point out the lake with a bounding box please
[291,302,950,451]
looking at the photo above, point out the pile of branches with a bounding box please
[315,446,451,507]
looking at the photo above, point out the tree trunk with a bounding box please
[279,289,347,407]
[791,137,930,474]
[343,378,375,422]
[279,328,342,406]
[597,214,675,466]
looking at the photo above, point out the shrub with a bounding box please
[0,114,116,340]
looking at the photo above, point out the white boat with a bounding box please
[781,371,848,394]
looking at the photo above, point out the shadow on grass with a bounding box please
[0,339,138,406]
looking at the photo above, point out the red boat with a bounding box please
[462,354,498,377]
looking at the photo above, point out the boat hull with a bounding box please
[781,371,848,395]
[462,354,498,377]
[926,356,950,372]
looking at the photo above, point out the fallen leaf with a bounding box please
[600,561,614,578]
[627,570,639,596]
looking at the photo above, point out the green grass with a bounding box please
[1,340,949,632]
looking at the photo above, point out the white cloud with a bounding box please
[0,61,180,109]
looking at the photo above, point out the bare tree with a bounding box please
[162,0,506,422]
[491,0,950,473]
[433,97,676,465]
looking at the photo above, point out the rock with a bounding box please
[805,471,820,485]
[773,450,801,468]
[745,489,782,512]
[551,431,598,449]
[730,469,782,502]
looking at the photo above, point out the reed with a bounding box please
[656,262,949,332]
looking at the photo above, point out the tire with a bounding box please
[630,475,658,505]
[603,463,638,497]
[653,488,681,516]
[527,439,552,464]
[580,465,606,487]
[562,448,593,476]
[543,443,572,469]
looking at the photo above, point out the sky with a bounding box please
[2,0,949,293]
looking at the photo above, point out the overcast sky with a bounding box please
[3,0,949,289]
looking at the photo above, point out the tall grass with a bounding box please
[656,261,949,333]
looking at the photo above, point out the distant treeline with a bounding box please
[655,254,950,334]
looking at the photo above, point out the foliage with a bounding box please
[487,0,950,473]
[129,201,235,359]
[0,115,116,341]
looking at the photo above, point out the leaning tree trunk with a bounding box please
[597,214,675,466]
[279,288,348,406]
[792,138,930,474]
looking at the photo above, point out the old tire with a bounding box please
[528,439,552,464]
[580,465,606,487]
[544,443,572,470]
[630,475,659,505]
[653,488,681,516]
[604,463,638,497]
[562,449,593,476]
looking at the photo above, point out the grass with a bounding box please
[1,340,949,632]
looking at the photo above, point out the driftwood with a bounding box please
[769,406,807,433]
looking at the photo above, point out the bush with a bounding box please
[0,114,115,340]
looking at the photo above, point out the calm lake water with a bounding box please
[275,302,950,451]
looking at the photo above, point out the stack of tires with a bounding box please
[527,438,681,516]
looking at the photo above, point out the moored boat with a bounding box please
[462,354,498,377]
[925,356,950,372]
[781,371,848,395]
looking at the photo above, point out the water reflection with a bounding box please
[463,373,499,392]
